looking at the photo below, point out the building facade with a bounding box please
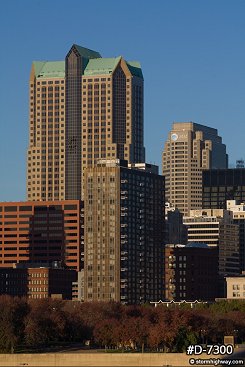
[0,265,76,299]
[27,44,145,201]
[165,209,187,245]
[162,122,227,215]
[0,201,83,271]
[183,209,240,276]
[202,168,245,209]
[83,159,165,304]
[226,200,245,272]
[165,243,218,301]
[72,270,84,301]
[226,273,245,299]
[184,209,232,247]
[219,223,240,276]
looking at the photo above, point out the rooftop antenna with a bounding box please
[236,158,244,168]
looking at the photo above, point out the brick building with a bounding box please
[165,243,218,301]
[0,265,76,299]
[0,201,83,271]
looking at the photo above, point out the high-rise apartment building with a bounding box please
[27,44,145,200]
[83,159,165,304]
[162,122,228,215]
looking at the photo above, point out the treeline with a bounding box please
[0,296,244,353]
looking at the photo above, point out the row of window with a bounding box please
[232,292,245,298]
[0,205,77,212]
[29,287,48,292]
[33,80,64,86]
[232,284,245,290]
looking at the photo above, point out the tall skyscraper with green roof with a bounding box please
[27,44,145,200]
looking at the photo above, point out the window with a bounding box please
[4,206,17,212]
[20,206,32,212]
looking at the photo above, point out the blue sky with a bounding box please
[0,0,244,201]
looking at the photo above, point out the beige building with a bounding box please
[27,61,66,201]
[226,274,245,299]
[184,209,232,247]
[184,209,240,276]
[27,44,145,201]
[83,159,165,304]
[162,122,227,215]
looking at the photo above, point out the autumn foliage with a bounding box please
[0,296,244,353]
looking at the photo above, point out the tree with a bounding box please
[24,298,72,347]
[93,318,121,349]
[173,326,198,352]
[0,296,29,353]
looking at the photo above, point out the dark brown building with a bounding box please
[165,209,188,245]
[202,168,245,210]
[0,265,77,299]
[0,200,83,271]
[165,243,218,301]
[84,159,165,304]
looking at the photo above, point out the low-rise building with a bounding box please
[226,273,245,299]
[0,264,77,299]
[165,243,219,301]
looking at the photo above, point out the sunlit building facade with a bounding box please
[27,44,145,200]
[162,122,227,215]
[83,159,165,304]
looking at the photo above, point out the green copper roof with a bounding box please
[32,53,143,79]
[33,61,65,78]
[126,61,143,78]
[84,57,143,78]
[84,57,121,75]
[73,44,101,59]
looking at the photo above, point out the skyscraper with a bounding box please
[27,44,145,201]
[83,159,165,304]
[162,122,228,215]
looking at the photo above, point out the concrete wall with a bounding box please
[0,352,219,366]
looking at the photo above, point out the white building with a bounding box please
[226,273,245,299]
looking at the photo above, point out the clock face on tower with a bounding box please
[171,133,178,141]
